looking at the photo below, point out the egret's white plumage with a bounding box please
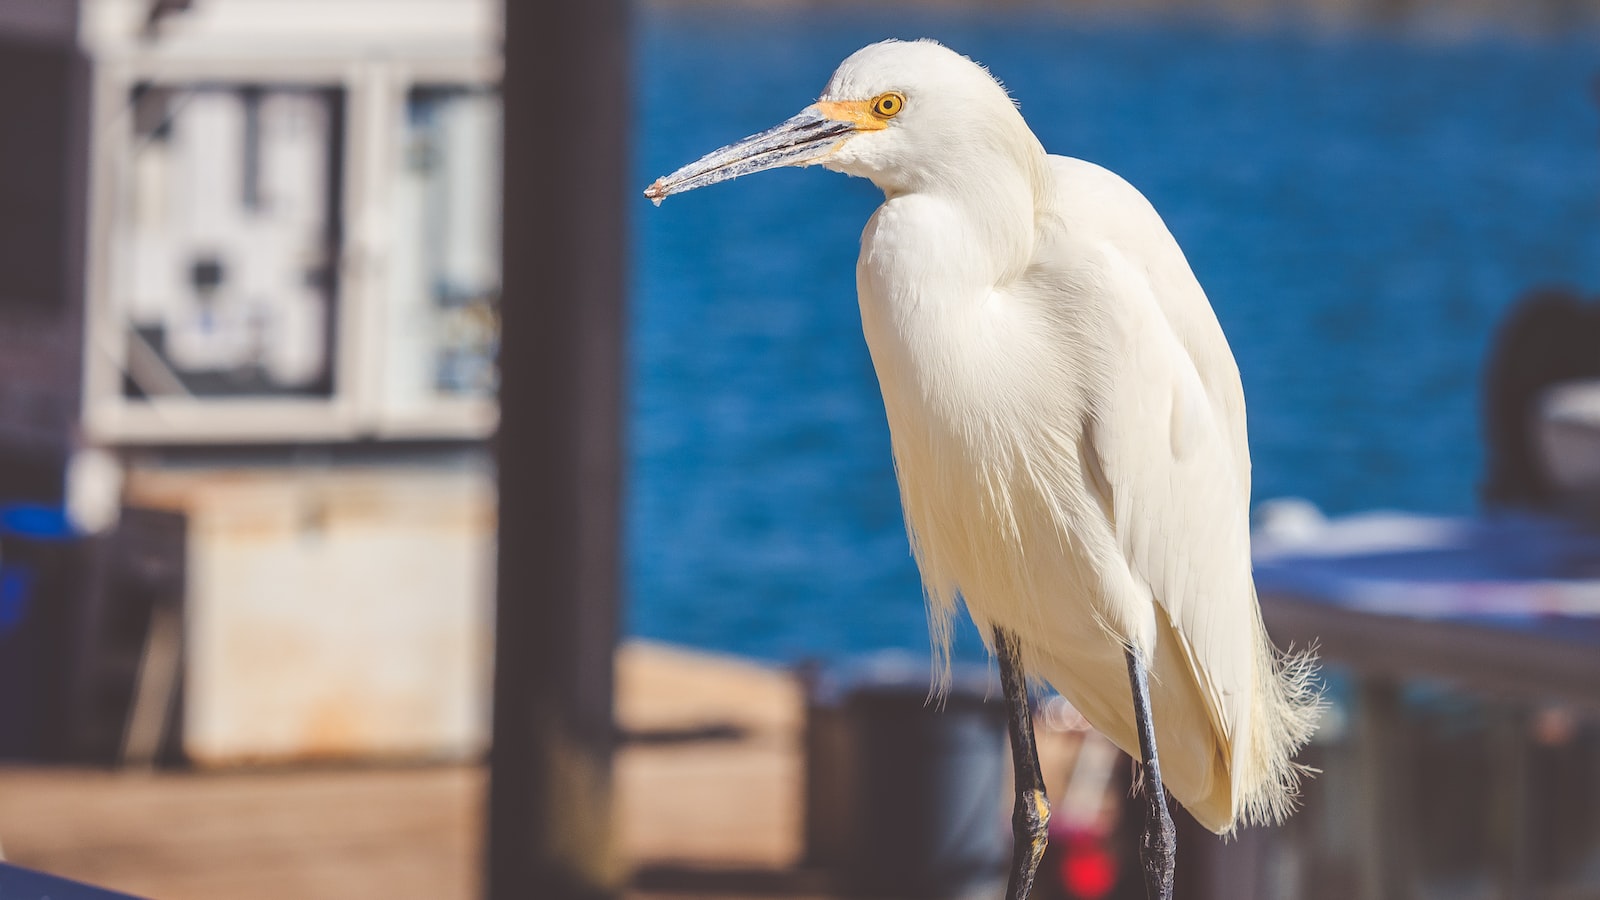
[649,38,1320,837]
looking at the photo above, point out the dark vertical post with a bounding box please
[1355,679,1410,900]
[487,1,629,898]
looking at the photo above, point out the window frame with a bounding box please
[82,53,502,444]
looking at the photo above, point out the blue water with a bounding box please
[628,10,1600,663]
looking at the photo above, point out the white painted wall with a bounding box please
[126,463,496,764]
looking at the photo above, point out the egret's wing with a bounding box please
[1039,157,1259,829]
[1089,245,1257,830]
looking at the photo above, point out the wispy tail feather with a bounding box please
[1234,620,1324,833]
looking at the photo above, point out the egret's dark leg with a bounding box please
[1127,648,1176,900]
[996,628,1049,900]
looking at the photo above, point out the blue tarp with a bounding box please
[1253,510,1600,645]
[0,862,146,900]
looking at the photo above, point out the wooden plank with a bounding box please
[0,767,482,900]
[0,644,810,900]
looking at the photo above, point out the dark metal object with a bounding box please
[0,4,90,452]
[0,507,87,760]
[0,505,185,766]
[1353,679,1409,900]
[1171,805,1267,900]
[0,27,84,311]
[802,656,1009,898]
[1128,648,1176,900]
[1479,288,1600,511]
[106,508,187,767]
[996,629,1050,900]
[485,0,630,898]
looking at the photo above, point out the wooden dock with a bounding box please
[0,642,813,900]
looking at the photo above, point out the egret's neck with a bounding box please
[854,145,1056,467]
[868,135,1051,287]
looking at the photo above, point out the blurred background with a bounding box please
[0,0,1598,898]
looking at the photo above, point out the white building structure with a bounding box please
[82,0,502,442]
[0,0,504,765]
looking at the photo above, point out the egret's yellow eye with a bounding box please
[870,91,905,119]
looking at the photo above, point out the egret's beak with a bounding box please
[644,105,864,205]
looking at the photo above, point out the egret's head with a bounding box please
[645,39,1043,203]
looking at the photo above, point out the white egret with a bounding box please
[646,39,1321,899]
